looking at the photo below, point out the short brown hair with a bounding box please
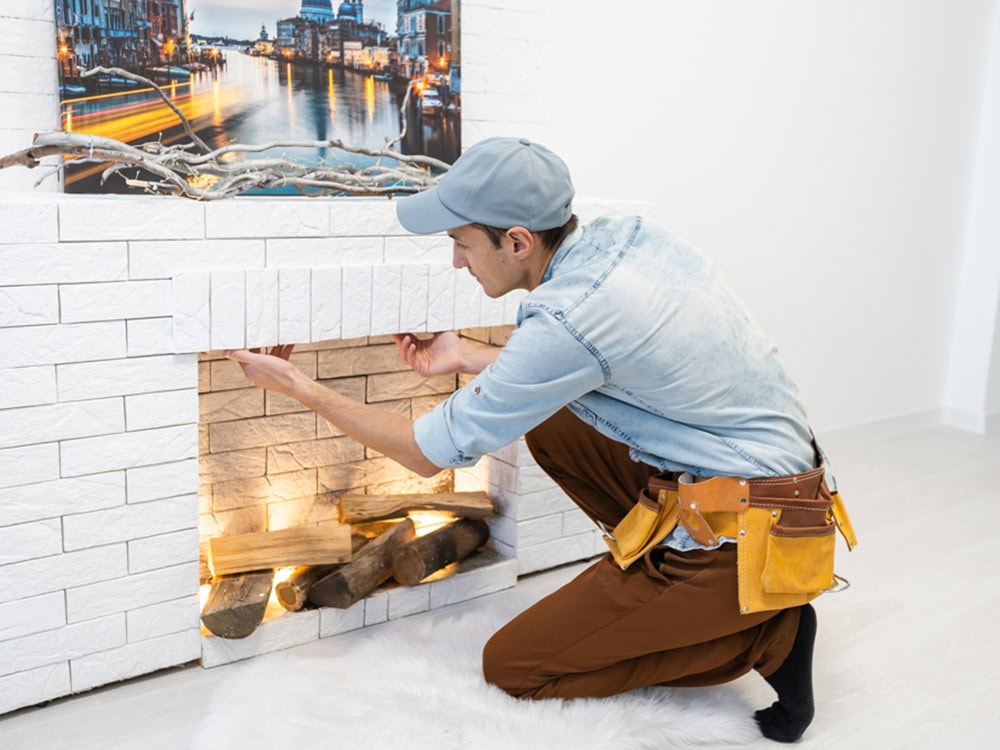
[471,215,579,253]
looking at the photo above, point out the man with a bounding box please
[227,136,835,743]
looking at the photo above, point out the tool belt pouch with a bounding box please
[604,477,680,570]
[738,486,857,614]
[674,470,859,615]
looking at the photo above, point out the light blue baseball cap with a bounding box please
[396,137,575,234]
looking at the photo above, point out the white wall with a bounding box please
[541,0,1000,437]
[946,3,1000,430]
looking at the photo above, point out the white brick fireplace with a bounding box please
[0,190,649,715]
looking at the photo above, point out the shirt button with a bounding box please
[473,386,481,395]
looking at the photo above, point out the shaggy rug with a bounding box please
[190,591,762,749]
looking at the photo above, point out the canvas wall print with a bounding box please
[54,1,460,194]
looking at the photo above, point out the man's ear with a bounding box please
[506,226,535,258]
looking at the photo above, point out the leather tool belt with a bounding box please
[604,461,858,614]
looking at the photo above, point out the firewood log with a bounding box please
[200,570,274,639]
[338,492,494,523]
[207,524,352,577]
[391,518,490,586]
[275,533,371,611]
[309,518,417,608]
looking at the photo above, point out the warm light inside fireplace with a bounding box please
[408,510,456,537]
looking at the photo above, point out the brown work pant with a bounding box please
[482,408,801,700]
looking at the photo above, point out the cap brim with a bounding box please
[395,186,470,234]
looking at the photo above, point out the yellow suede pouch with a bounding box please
[605,488,680,570]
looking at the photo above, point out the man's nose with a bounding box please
[452,248,467,269]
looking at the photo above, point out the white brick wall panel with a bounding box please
[126,595,199,642]
[0,544,127,605]
[513,514,565,548]
[0,662,70,717]
[0,592,64,642]
[0,242,127,285]
[0,285,58,327]
[127,317,174,356]
[517,534,602,576]
[0,365,56,408]
[206,198,330,238]
[3,472,124,526]
[201,610,319,668]
[0,614,124,679]
[65,561,200,624]
[310,266,342,342]
[462,63,545,97]
[210,270,246,350]
[278,268,312,343]
[70,628,200,693]
[63,494,197,552]
[0,519,62,565]
[486,515,517,547]
[58,196,206,242]
[341,265,373,338]
[1,321,126,368]
[129,240,265,280]
[126,459,198,504]
[563,508,600,536]
[0,443,59,490]
[427,263,456,331]
[0,398,124,450]
[480,290,509,326]
[60,280,172,323]
[319,601,365,638]
[1,53,57,96]
[1,1,55,24]
[171,272,211,353]
[267,236,383,267]
[370,264,402,336]
[60,424,198,477]
[125,388,198,431]
[127,527,199,574]
[428,557,517,608]
[387,585,430,620]
[245,267,280,348]
[453,271,483,328]
[513,486,578,521]
[383,235,452,264]
[329,198,401,236]
[58,353,196,402]
[399,263,429,332]
[364,590,389,625]
[505,287,526,322]
[0,92,55,132]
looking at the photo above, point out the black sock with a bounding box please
[754,603,817,743]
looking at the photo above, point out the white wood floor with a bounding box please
[1,425,998,749]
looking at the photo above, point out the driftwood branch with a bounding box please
[0,65,449,199]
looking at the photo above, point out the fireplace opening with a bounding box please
[196,326,516,648]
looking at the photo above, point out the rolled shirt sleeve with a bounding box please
[413,309,606,468]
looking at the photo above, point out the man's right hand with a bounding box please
[391,331,465,377]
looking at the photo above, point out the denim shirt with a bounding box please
[414,215,816,549]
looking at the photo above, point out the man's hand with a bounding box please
[391,332,465,377]
[225,346,299,396]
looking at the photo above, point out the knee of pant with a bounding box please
[481,631,527,697]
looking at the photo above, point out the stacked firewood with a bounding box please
[200,492,493,639]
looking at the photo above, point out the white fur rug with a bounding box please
[191,592,761,749]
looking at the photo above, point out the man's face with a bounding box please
[447,225,520,298]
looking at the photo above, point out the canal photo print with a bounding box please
[53,1,461,196]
